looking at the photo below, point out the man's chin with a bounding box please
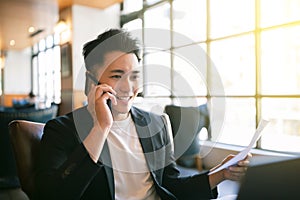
[112,107,131,115]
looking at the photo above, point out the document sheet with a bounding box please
[208,119,269,175]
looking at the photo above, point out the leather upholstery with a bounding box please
[0,188,29,200]
[9,120,45,199]
[164,104,210,171]
[0,105,58,190]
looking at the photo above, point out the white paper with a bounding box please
[208,119,269,175]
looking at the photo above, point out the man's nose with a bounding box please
[118,77,132,93]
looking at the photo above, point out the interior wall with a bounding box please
[58,3,120,114]
[4,48,31,94]
[72,3,120,90]
[71,4,120,109]
[1,4,120,110]
[2,48,31,106]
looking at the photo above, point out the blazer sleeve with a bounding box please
[161,114,218,200]
[35,117,103,200]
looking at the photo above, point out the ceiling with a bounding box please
[0,0,122,51]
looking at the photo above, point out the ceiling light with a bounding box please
[9,40,15,46]
[54,20,68,34]
[28,26,35,33]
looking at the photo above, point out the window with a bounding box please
[121,0,300,153]
[172,0,206,46]
[210,34,256,96]
[32,34,61,107]
[209,0,255,39]
[0,68,2,96]
[0,53,4,95]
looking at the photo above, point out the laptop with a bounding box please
[236,156,300,200]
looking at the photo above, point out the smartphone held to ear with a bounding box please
[106,99,112,111]
[86,71,112,111]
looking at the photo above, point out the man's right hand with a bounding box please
[87,83,116,132]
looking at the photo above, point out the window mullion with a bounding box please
[255,0,262,148]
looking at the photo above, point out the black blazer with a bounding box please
[35,106,217,200]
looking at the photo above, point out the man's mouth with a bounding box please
[116,96,132,101]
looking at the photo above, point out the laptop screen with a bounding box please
[236,156,300,200]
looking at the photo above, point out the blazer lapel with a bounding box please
[77,106,165,199]
[131,107,161,173]
[99,142,115,200]
[131,107,154,151]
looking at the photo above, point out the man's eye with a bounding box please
[130,75,140,81]
[111,75,122,79]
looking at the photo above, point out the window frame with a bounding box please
[121,0,300,154]
[31,34,61,106]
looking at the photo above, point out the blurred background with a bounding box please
[0,0,300,154]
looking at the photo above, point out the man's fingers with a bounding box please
[237,160,250,167]
[229,165,248,173]
[94,85,116,99]
[100,92,117,106]
[224,167,247,181]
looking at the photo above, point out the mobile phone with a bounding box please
[86,71,112,111]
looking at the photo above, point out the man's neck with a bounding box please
[112,111,130,121]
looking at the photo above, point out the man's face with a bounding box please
[98,51,141,117]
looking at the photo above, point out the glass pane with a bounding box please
[213,98,256,146]
[173,0,206,46]
[134,97,172,115]
[123,18,142,31]
[54,33,60,45]
[209,0,255,38]
[261,98,300,152]
[261,26,300,95]
[32,56,39,95]
[45,49,54,101]
[122,0,143,14]
[53,46,61,103]
[210,34,256,95]
[143,51,171,96]
[38,52,46,100]
[39,39,46,51]
[33,43,39,54]
[260,0,300,28]
[172,97,207,107]
[144,3,171,50]
[173,44,207,96]
[46,35,53,48]
[0,69,2,96]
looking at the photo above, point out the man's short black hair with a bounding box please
[83,29,141,95]
[83,28,141,72]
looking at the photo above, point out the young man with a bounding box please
[35,29,250,200]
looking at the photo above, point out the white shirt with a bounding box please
[107,115,161,200]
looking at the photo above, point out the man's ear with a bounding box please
[84,75,92,96]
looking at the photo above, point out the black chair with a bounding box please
[0,105,58,198]
[9,120,45,199]
[164,104,210,171]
